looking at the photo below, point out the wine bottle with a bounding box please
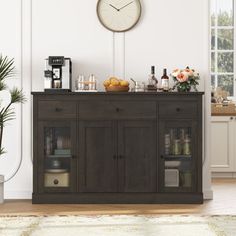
[148,66,158,91]
[161,68,169,92]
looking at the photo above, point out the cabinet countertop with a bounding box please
[31,91,204,96]
[212,113,236,116]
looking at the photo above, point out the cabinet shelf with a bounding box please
[163,155,192,160]
[46,155,72,159]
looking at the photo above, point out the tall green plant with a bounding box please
[0,55,26,156]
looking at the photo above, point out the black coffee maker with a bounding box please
[44,56,72,92]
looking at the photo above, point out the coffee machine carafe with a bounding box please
[44,56,72,92]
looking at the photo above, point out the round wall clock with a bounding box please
[97,0,142,32]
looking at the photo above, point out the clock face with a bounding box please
[97,0,142,32]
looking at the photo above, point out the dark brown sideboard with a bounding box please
[31,92,204,204]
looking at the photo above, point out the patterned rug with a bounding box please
[0,215,235,236]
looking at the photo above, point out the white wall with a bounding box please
[0,0,212,199]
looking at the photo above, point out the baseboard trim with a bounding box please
[212,172,236,178]
[5,191,32,199]
[203,189,213,200]
[5,189,213,201]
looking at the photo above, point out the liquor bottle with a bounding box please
[148,66,158,91]
[161,68,169,92]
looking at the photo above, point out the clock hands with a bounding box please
[118,1,134,11]
[109,4,119,11]
[109,1,134,12]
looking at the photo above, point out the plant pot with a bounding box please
[0,175,4,204]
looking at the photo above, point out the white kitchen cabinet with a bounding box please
[211,116,236,177]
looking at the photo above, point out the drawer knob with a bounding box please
[230,117,234,120]
[55,108,62,112]
[116,108,120,112]
[54,179,59,185]
[176,108,181,112]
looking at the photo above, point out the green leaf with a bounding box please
[0,55,15,82]
[0,81,7,91]
[0,108,15,126]
[0,147,6,156]
[10,88,26,104]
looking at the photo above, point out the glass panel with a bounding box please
[217,29,234,50]
[211,0,216,26]
[218,74,234,96]
[211,52,216,72]
[44,127,71,188]
[217,52,233,72]
[211,29,216,50]
[211,75,216,89]
[217,0,233,26]
[164,127,192,189]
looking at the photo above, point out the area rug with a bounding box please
[0,215,235,236]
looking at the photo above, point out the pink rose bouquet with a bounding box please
[172,67,200,92]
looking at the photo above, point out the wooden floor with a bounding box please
[0,179,235,216]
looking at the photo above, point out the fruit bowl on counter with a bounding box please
[104,77,130,92]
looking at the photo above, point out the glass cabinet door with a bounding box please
[38,121,76,193]
[159,120,197,193]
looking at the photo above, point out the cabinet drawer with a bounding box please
[44,173,69,187]
[38,101,76,119]
[79,101,156,120]
[159,101,197,118]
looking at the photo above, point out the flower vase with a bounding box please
[176,82,191,92]
[0,175,4,204]
[177,87,191,92]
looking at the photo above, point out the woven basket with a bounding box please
[211,103,236,114]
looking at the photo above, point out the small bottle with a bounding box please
[148,66,158,89]
[161,68,169,92]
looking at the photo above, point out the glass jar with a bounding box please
[172,139,181,155]
[183,138,191,155]
[164,134,171,155]
[76,75,85,91]
[88,74,96,91]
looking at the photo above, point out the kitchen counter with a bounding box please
[211,103,236,116]
[212,112,236,116]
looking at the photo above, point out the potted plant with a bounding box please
[0,55,26,204]
[171,67,200,92]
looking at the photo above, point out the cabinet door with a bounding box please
[79,121,117,192]
[37,121,77,193]
[118,121,157,192]
[159,120,199,193]
[211,116,235,172]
